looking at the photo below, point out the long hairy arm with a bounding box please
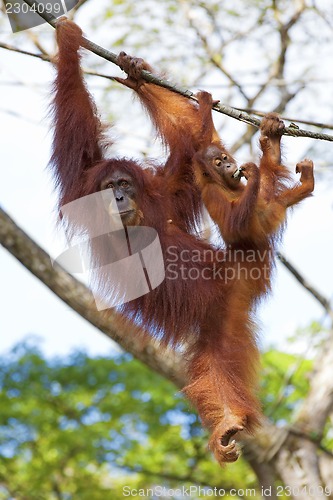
[51,19,105,209]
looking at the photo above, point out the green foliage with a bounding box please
[261,350,312,423]
[0,338,324,498]
[0,341,258,499]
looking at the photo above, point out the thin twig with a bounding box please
[20,0,333,143]
[235,107,333,131]
[0,41,119,81]
[277,252,332,315]
[0,41,51,61]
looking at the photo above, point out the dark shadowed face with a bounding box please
[100,168,141,225]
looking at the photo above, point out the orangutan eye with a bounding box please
[214,158,222,167]
[222,154,228,161]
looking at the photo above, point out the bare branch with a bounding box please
[17,0,333,143]
[0,41,51,61]
[277,252,332,316]
[0,42,120,82]
[2,41,332,140]
[235,107,333,131]
[183,7,249,101]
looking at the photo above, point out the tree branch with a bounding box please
[184,9,249,101]
[2,40,332,136]
[277,252,332,316]
[18,0,333,143]
[0,41,51,60]
[0,207,185,387]
[235,107,333,131]
[294,329,333,438]
[0,41,122,82]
